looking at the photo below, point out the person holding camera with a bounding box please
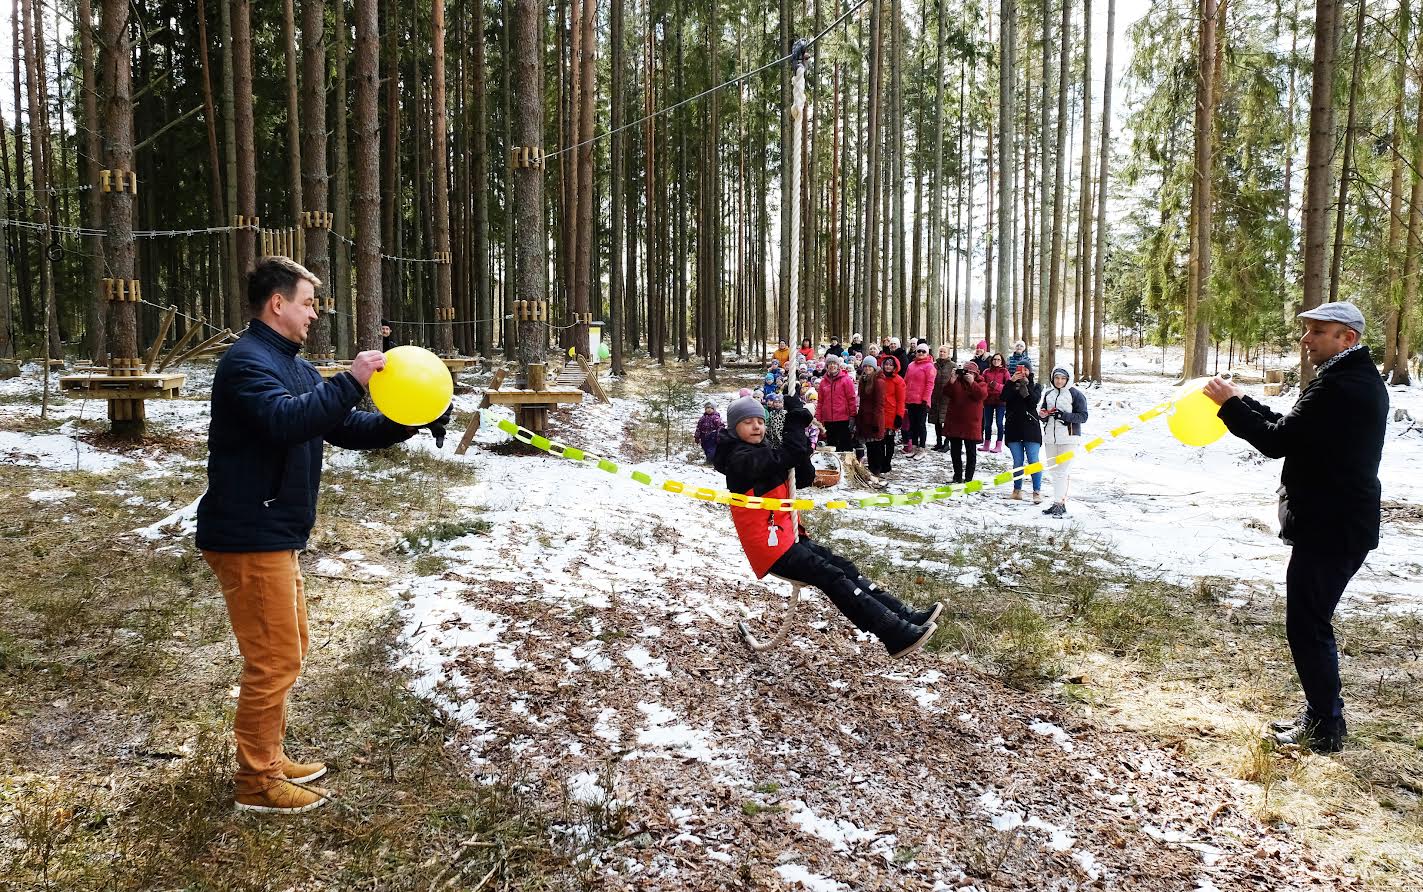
[1038,366,1089,516]
[1002,360,1044,503]
[931,345,954,452]
[941,359,989,484]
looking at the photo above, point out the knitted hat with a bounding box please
[976,340,988,350]
[727,396,765,432]
[738,387,752,397]
[860,355,878,370]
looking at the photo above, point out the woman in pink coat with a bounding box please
[902,343,938,455]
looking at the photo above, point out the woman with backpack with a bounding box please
[1038,366,1090,516]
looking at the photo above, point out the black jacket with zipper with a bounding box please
[1217,346,1387,554]
[196,319,413,552]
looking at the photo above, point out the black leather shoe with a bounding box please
[1270,717,1346,754]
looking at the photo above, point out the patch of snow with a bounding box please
[0,430,131,472]
[567,771,612,805]
[313,557,347,575]
[773,863,848,892]
[785,799,878,852]
[26,489,74,502]
[1072,849,1102,880]
[132,495,201,541]
[624,644,671,678]
[1029,720,1076,753]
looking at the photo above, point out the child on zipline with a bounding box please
[713,394,941,658]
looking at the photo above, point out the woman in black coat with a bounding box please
[1001,360,1044,503]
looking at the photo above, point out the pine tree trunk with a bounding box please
[863,0,883,343]
[1045,0,1069,374]
[1398,26,1423,387]
[383,0,401,316]
[1280,0,1299,323]
[890,0,906,341]
[1298,0,1338,384]
[510,0,545,372]
[354,0,383,349]
[22,0,59,372]
[995,0,1015,353]
[219,0,240,326]
[232,0,257,314]
[1036,0,1053,350]
[284,0,302,227]
[1184,0,1216,378]
[1076,0,1093,376]
[99,0,140,433]
[300,0,332,355]
[431,0,454,354]
[1090,0,1115,380]
[79,0,107,358]
[333,0,352,356]
[11,0,33,339]
[1384,0,1405,378]
[1327,0,1364,307]
[609,0,625,373]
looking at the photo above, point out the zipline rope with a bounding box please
[493,396,1179,513]
[544,0,871,162]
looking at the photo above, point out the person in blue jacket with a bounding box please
[197,256,448,815]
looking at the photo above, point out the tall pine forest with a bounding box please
[0,0,1418,386]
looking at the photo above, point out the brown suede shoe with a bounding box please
[235,779,330,814]
[279,757,327,784]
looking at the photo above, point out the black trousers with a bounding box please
[1285,547,1367,725]
[949,438,978,481]
[769,539,907,634]
[824,419,853,452]
[866,434,895,473]
[907,403,930,448]
[770,538,863,590]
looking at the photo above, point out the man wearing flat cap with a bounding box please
[1203,301,1387,753]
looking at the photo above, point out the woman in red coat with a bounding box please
[871,355,907,475]
[942,360,989,483]
[855,358,887,471]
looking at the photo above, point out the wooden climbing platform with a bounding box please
[314,362,354,379]
[59,370,186,401]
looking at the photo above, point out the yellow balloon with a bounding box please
[369,345,454,426]
[1167,377,1228,447]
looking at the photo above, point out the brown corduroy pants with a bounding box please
[202,549,309,795]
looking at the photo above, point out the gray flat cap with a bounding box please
[1298,301,1365,335]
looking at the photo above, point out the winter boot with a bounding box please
[992,439,1003,453]
[822,578,936,658]
[1009,489,1023,501]
[978,441,991,452]
[1032,491,1043,505]
[875,616,938,658]
[858,578,943,627]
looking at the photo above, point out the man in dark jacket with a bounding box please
[198,257,446,814]
[713,395,939,658]
[1204,302,1387,753]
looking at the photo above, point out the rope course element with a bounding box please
[493,394,1183,513]
[543,0,870,162]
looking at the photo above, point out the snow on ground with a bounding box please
[376,356,1382,888]
[1,350,1410,888]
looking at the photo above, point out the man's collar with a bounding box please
[1315,342,1365,376]
[246,318,301,357]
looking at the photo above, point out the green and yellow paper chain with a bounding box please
[494,397,1176,512]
